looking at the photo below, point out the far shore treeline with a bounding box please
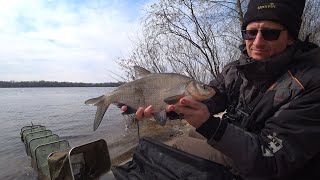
[0,81,124,88]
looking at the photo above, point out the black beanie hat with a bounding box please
[242,0,306,39]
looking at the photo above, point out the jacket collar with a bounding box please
[236,42,300,81]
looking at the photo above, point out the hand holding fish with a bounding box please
[166,98,210,128]
[121,105,154,120]
[122,97,210,128]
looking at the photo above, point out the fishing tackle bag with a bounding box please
[111,137,239,180]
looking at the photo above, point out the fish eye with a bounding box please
[201,84,207,89]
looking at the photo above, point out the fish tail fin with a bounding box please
[85,95,111,131]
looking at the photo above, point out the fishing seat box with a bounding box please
[111,137,241,180]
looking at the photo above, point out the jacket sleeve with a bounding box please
[204,84,320,179]
[204,62,238,115]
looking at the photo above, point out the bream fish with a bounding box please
[85,66,215,131]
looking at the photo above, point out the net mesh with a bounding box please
[35,140,70,177]
[29,134,59,159]
[25,130,53,156]
[21,126,46,143]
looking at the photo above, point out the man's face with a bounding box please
[245,21,294,61]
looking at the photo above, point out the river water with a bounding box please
[0,87,142,179]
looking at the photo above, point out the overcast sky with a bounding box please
[0,0,149,83]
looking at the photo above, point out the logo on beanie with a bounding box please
[258,3,276,10]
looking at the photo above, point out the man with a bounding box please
[125,0,320,179]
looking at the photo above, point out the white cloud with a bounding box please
[0,0,146,82]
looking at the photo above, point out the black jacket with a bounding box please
[197,41,320,180]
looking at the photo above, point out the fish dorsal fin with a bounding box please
[134,66,152,79]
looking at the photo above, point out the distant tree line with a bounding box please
[0,81,124,88]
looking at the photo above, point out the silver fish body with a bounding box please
[85,66,215,131]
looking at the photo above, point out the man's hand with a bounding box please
[121,105,154,120]
[121,97,210,128]
[166,98,210,128]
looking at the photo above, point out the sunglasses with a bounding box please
[241,29,286,41]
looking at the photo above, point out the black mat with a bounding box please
[111,137,237,180]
